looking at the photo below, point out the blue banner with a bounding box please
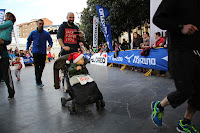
[95,5,113,51]
[0,9,5,23]
[23,56,34,64]
[85,48,168,71]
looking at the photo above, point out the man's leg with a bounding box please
[176,57,200,132]
[0,57,15,98]
[33,53,40,85]
[176,104,199,133]
[37,54,46,85]
[152,49,194,127]
[184,104,196,120]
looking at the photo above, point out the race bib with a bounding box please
[76,75,94,85]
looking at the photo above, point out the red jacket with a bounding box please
[154,37,165,47]
[47,53,52,58]
[13,62,22,70]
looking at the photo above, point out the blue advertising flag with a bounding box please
[95,5,114,51]
[0,9,5,23]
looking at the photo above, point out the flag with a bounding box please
[0,9,5,23]
[93,16,99,48]
[95,5,114,51]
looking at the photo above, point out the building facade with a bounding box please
[18,18,53,38]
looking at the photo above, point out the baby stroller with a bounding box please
[60,58,105,114]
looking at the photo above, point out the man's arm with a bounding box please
[78,30,85,42]
[47,33,53,48]
[58,38,70,51]
[26,32,32,50]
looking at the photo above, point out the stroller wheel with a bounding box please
[61,97,67,106]
[101,100,105,108]
[68,103,77,114]
[96,100,105,110]
[96,100,101,110]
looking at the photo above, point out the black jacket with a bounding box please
[153,0,200,50]
[68,63,89,78]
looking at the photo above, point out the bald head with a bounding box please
[67,12,74,24]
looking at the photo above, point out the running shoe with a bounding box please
[176,119,199,133]
[39,83,44,88]
[8,96,14,99]
[151,101,163,127]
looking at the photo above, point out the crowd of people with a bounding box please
[7,47,32,60]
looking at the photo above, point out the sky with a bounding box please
[0,0,88,25]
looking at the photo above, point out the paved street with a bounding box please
[0,62,199,133]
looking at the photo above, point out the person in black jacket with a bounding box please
[151,0,200,132]
[57,12,84,56]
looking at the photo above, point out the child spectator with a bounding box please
[52,53,55,60]
[47,52,52,62]
[12,57,22,81]
[12,51,15,59]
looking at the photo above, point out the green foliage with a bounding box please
[80,0,150,45]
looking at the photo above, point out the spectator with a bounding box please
[20,50,25,57]
[79,41,87,54]
[14,47,20,57]
[52,53,55,60]
[141,32,150,49]
[121,39,130,50]
[103,43,109,52]
[88,45,94,56]
[114,41,121,58]
[93,47,98,53]
[25,50,31,58]
[130,32,143,71]
[97,44,102,53]
[8,49,12,59]
[131,32,143,49]
[11,51,15,59]
[152,32,165,49]
[47,52,52,62]
[139,32,150,73]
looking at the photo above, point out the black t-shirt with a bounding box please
[57,22,80,55]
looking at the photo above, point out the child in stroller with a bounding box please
[60,52,105,114]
